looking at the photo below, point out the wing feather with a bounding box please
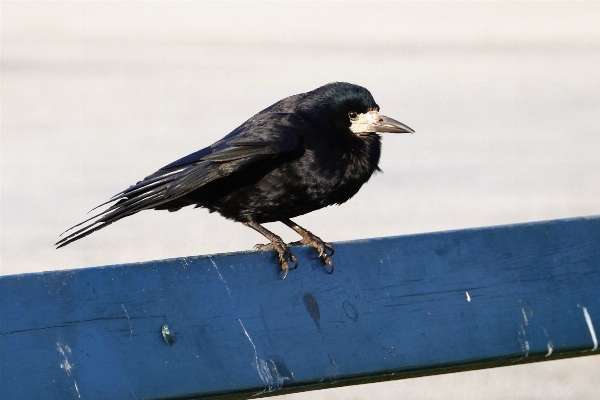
[56,112,305,247]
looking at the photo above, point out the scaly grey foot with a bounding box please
[283,219,335,273]
[253,240,298,279]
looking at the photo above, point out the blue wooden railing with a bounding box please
[1,216,599,399]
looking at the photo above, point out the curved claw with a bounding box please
[254,241,299,278]
[269,242,299,279]
[280,264,289,280]
[289,253,299,270]
[325,242,335,256]
[326,261,334,274]
[288,234,335,274]
[313,242,333,264]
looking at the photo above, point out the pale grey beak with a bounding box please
[372,115,415,134]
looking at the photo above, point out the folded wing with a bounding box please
[56,113,305,247]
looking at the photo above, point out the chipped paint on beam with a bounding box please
[582,307,598,351]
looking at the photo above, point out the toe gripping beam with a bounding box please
[1,216,599,399]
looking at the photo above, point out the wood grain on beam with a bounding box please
[1,217,599,399]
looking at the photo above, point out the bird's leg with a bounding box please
[282,219,335,272]
[244,221,298,279]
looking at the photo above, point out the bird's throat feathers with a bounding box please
[339,133,382,185]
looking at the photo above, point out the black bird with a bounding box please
[57,82,414,278]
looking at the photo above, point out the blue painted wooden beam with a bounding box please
[1,217,599,399]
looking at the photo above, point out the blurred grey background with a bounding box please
[1,1,599,399]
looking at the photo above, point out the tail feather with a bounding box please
[55,192,165,247]
[55,166,194,247]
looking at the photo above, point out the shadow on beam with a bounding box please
[1,217,599,399]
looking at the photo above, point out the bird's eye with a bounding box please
[348,112,358,120]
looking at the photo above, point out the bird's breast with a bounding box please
[299,135,382,205]
[205,135,382,223]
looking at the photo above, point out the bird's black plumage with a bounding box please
[57,82,413,277]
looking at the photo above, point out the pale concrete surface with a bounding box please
[1,2,599,398]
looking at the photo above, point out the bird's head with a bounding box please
[312,82,414,138]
